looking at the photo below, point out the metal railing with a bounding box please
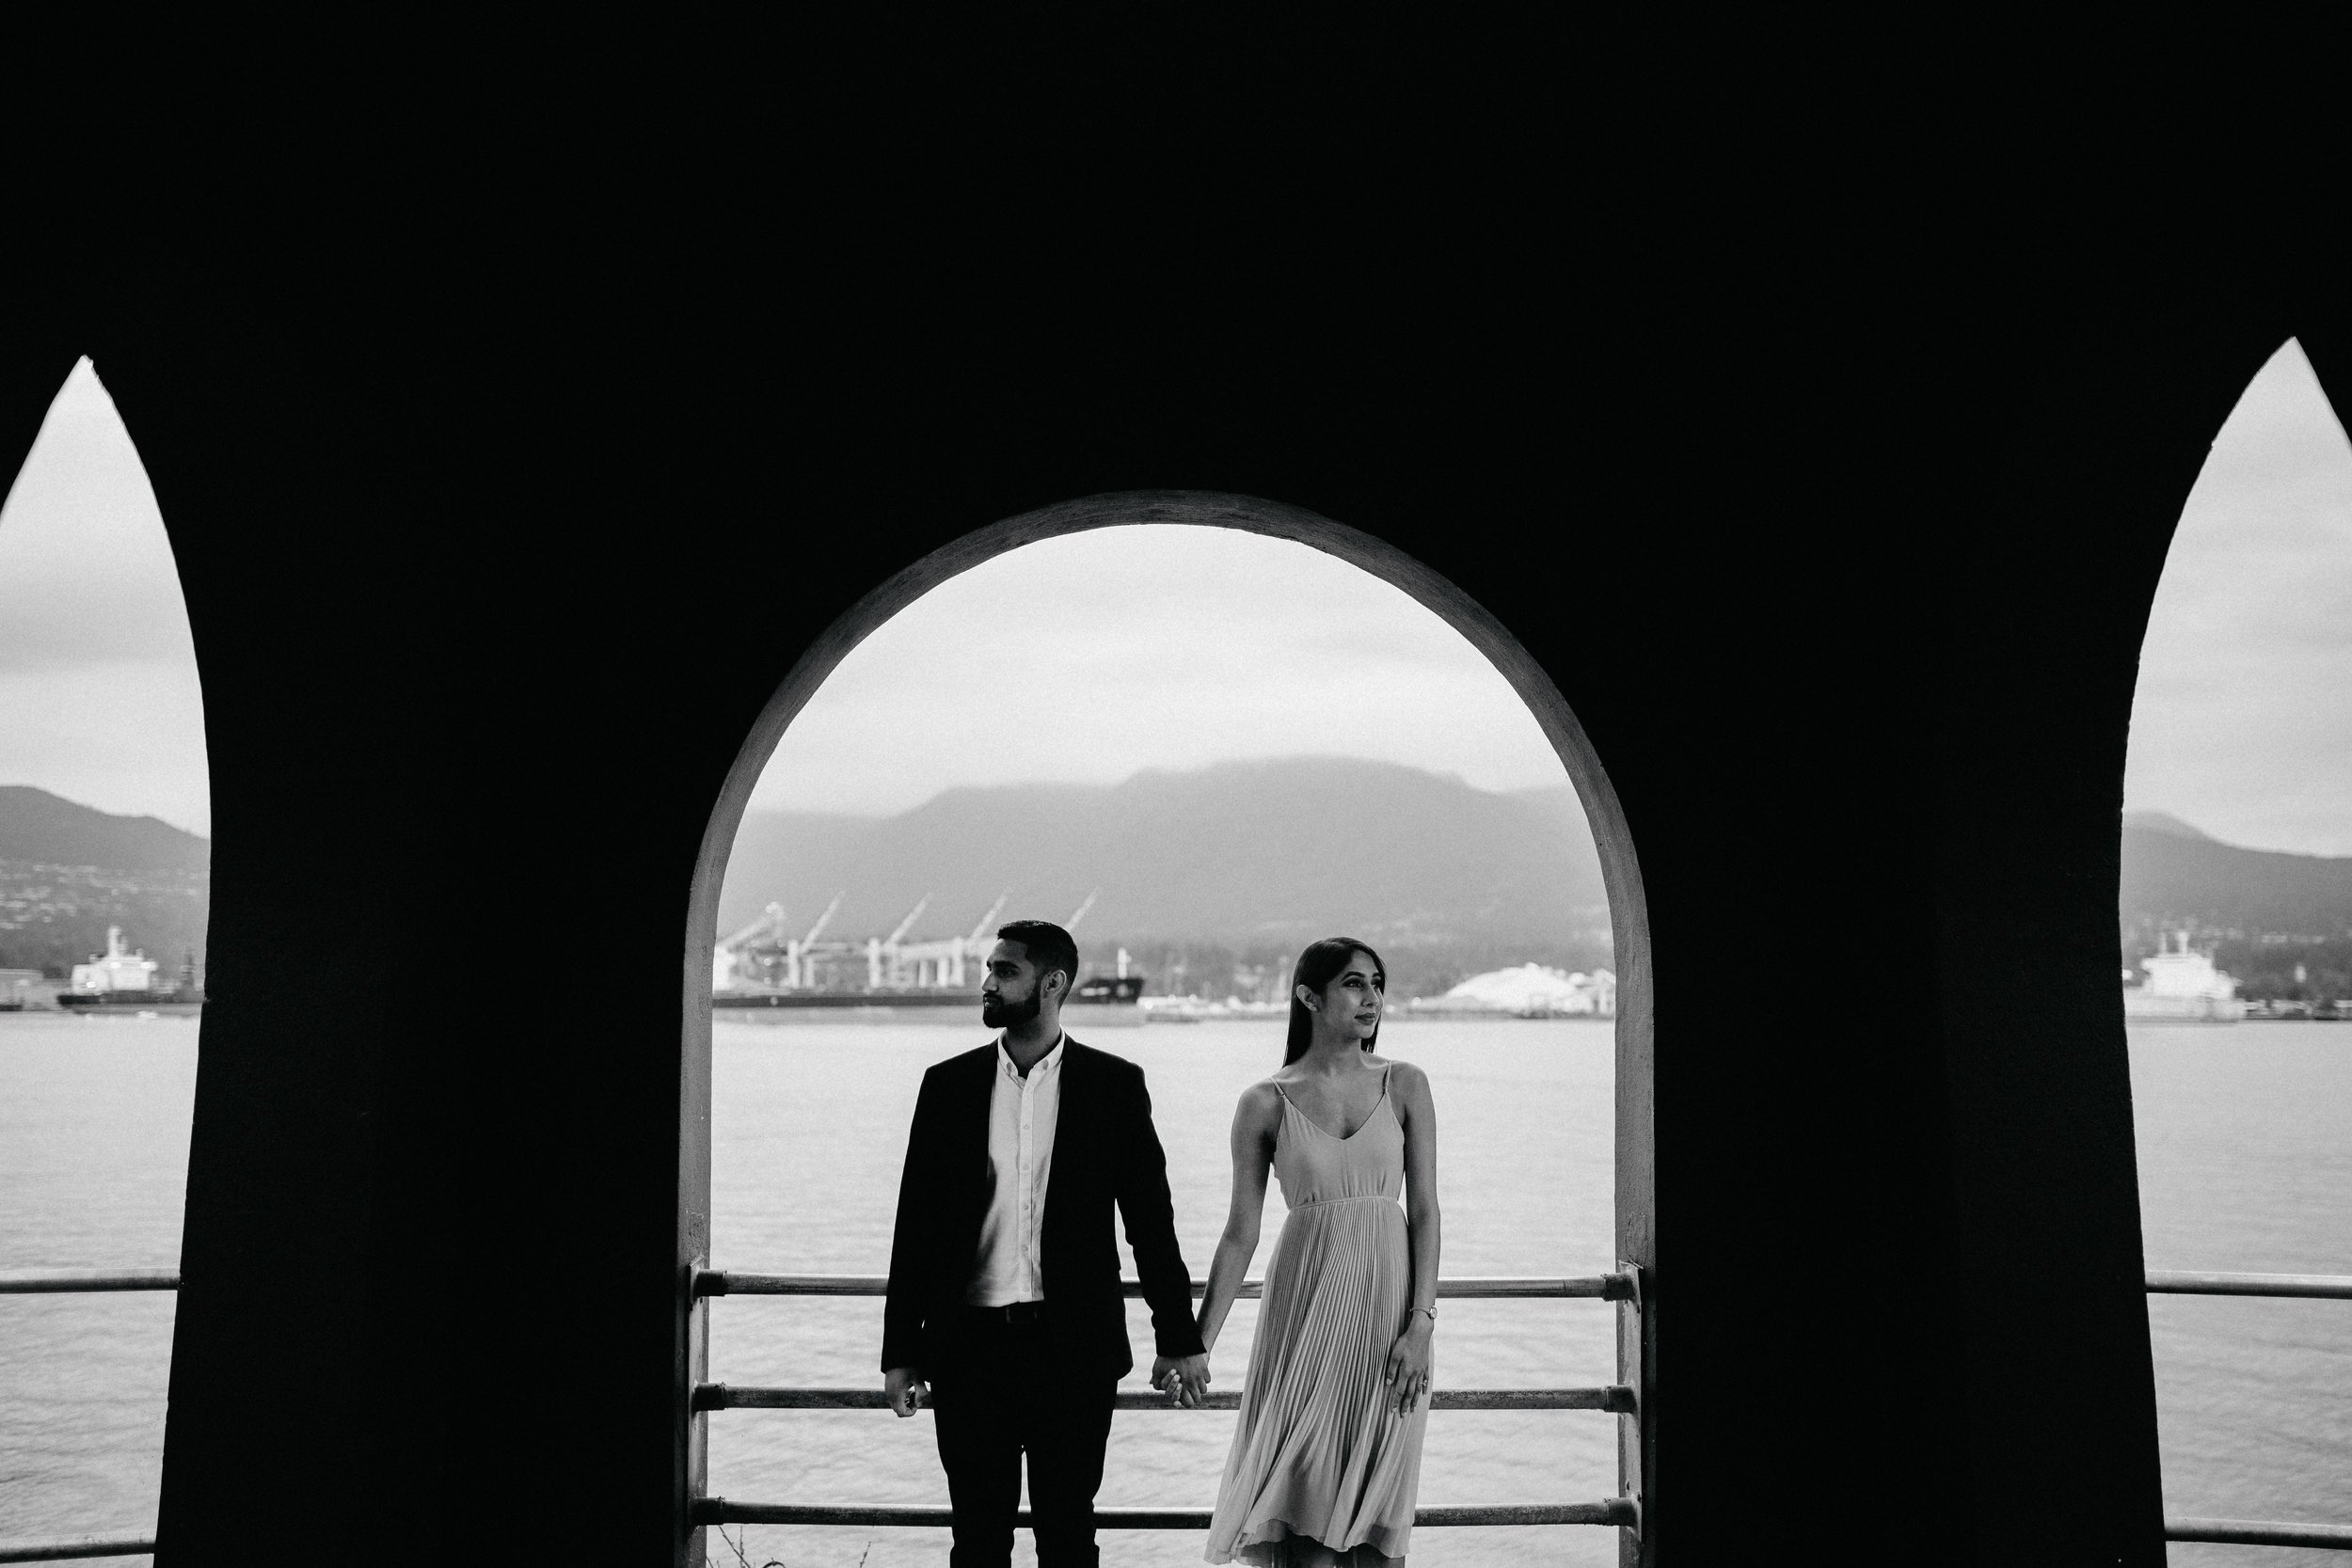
[0,1269,178,1294]
[2147,1269,2352,1301]
[2147,1271,2352,1550]
[690,1500,1639,1529]
[0,1270,175,1562]
[689,1267,1642,1536]
[694,1384,1635,1413]
[6,1265,2350,1558]
[699,1271,1634,1300]
[0,1543,157,1566]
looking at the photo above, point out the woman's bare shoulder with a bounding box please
[1236,1077,1286,1114]
[1231,1078,1285,1139]
[1381,1056,1436,1099]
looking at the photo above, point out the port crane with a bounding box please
[717,902,791,954]
[883,895,931,946]
[712,902,791,990]
[965,892,1009,947]
[787,893,846,989]
[798,892,844,947]
[716,887,1112,996]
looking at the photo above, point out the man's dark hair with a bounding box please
[997,919,1079,999]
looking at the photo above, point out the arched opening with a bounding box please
[0,359,211,1564]
[678,492,1652,1565]
[2122,340,2352,1546]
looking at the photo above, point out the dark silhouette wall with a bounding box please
[6,182,2341,1565]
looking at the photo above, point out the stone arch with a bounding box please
[675,488,1655,1560]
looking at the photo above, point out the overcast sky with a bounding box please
[2124,340,2352,855]
[0,360,209,835]
[747,524,1573,816]
[6,344,2351,854]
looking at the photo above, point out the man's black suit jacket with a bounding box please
[881,1037,1205,1379]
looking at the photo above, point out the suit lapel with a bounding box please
[1041,1037,1091,1223]
[953,1043,996,1184]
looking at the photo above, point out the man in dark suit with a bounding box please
[882,918,1209,1567]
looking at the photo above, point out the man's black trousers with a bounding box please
[928,1308,1120,1568]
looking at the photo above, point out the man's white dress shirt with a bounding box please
[964,1032,1065,1306]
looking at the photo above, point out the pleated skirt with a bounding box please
[1205,1196,1427,1566]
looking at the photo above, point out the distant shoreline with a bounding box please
[709,1009,1620,1029]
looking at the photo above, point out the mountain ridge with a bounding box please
[2120,809,2212,843]
[8,776,2351,985]
[722,757,1608,951]
[2119,818,2352,936]
[0,784,210,872]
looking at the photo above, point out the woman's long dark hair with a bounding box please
[1283,937,1387,1065]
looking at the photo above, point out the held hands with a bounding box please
[882,1365,929,1418]
[1152,1352,1212,1408]
[1385,1311,1435,1417]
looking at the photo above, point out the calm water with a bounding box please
[0,1014,194,1568]
[3,1015,2347,1565]
[2133,1028,2352,1565]
[707,1019,1617,1568]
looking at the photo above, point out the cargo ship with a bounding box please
[55,927,205,1015]
[713,975,1144,1026]
[710,895,1144,1023]
[714,987,974,1012]
[2122,931,2247,1023]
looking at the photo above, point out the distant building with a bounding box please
[71,927,164,996]
[0,968,40,1008]
[1432,962,1616,1018]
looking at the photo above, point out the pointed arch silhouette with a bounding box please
[2121,337,2352,1543]
[0,355,213,1559]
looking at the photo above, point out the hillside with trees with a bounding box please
[0,786,209,975]
[2120,811,2352,1001]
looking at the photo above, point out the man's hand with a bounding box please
[1152,1352,1211,1408]
[883,1365,929,1418]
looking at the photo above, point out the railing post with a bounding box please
[1617,1260,1649,1565]
[686,1259,709,1558]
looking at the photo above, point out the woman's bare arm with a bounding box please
[1386,1059,1441,1415]
[1196,1082,1281,1354]
[1395,1060,1441,1312]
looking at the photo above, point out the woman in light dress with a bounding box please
[1195,938,1440,1567]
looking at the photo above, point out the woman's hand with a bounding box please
[1384,1312,1434,1417]
[1152,1352,1212,1408]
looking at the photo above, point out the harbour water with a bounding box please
[707,1018,1616,1568]
[2,1014,2347,1564]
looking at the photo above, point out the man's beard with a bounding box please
[982,989,1041,1029]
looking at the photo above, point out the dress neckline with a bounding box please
[1276,1066,1392,1143]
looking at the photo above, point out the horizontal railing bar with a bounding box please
[693,1499,1636,1528]
[695,1383,1634,1414]
[0,1269,178,1295]
[0,1537,157,1563]
[697,1271,1631,1300]
[2165,1515,2352,1547]
[2147,1270,2352,1300]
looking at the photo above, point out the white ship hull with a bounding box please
[2122,990,2248,1023]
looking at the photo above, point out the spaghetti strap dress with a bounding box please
[1206,1067,1427,1567]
